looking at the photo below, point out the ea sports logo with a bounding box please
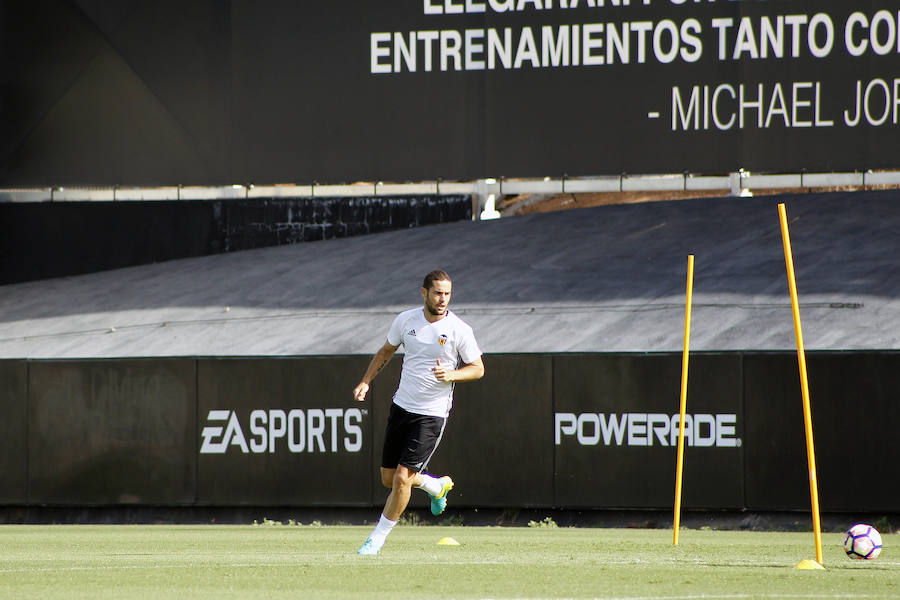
[200,408,364,454]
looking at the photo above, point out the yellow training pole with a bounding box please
[777,203,824,567]
[673,254,694,546]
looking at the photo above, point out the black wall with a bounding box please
[0,195,471,284]
[0,360,27,503]
[2,1,899,185]
[27,359,196,505]
[554,354,744,509]
[3,352,897,513]
[197,357,372,506]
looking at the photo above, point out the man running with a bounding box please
[353,269,484,555]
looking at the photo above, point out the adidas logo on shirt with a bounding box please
[406,329,416,336]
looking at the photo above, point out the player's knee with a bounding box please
[392,469,415,489]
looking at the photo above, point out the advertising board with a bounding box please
[3,1,899,184]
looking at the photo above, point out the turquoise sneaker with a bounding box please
[357,538,380,555]
[429,476,454,516]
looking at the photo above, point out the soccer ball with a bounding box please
[843,524,883,560]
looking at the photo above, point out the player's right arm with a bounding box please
[353,341,399,402]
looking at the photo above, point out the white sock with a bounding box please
[368,514,396,548]
[416,474,443,497]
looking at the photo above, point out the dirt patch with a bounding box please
[499,185,900,216]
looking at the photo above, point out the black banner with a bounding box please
[2,1,899,185]
[0,361,27,503]
[368,354,556,510]
[28,359,196,505]
[429,354,555,507]
[554,354,744,509]
[744,352,900,512]
[7,352,900,512]
[196,357,372,506]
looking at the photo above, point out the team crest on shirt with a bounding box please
[438,334,448,346]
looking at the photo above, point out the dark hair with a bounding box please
[422,269,451,290]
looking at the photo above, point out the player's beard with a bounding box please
[425,298,447,317]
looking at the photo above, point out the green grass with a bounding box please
[0,524,896,599]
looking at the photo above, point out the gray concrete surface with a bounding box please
[1,190,898,358]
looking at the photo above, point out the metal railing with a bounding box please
[2,170,899,220]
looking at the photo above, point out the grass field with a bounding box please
[0,524,895,599]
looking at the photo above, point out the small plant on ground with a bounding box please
[528,517,558,528]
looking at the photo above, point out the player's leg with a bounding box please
[358,466,412,555]
[358,407,408,555]
[383,465,417,520]
[404,413,453,515]
[381,465,449,512]
[358,406,451,554]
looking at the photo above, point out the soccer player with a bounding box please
[353,269,484,555]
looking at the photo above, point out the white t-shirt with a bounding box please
[387,308,482,418]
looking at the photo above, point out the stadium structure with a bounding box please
[1,1,898,525]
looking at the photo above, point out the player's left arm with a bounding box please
[433,356,484,382]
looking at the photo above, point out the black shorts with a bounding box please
[381,403,446,473]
